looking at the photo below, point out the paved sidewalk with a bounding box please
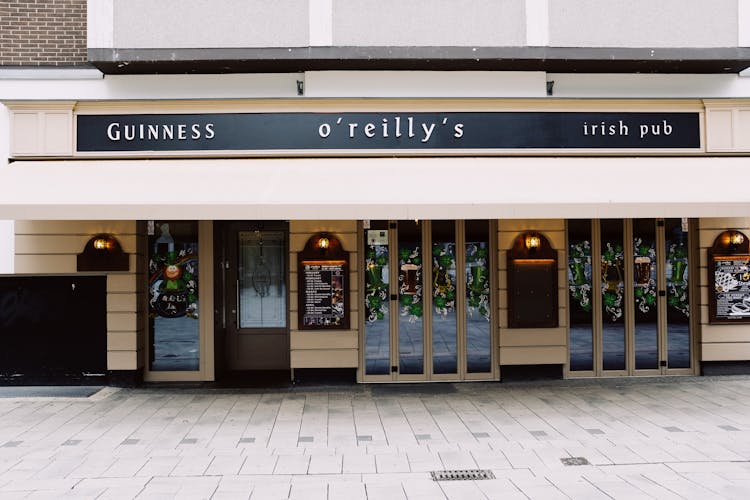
[0,377,749,499]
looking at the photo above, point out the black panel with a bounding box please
[87,46,750,74]
[77,112,700,152]
[500,364,564,381]
[0,276,107,381]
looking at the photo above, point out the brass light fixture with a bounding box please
[92,236,113,251]
[317,234,330,250]
[730,230,745,247]
[77,233,129,271]
[525,232,541,251]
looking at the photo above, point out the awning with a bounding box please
[1,156,748,220]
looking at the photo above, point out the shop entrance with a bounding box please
[223,222,289,371]
[362,220,496,381]
[567,219,694,376]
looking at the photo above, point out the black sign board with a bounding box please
[507,233,559,329]
[300,262,348,329]
[297,233,350,331]
[710,255,750,322]
[77,112,701,153]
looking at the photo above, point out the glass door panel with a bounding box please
[398,220,424,375]
[665,218,691,369]
[568,220,594,372]
[633,219,659,370]
[465,220,492,373]
[431,221,457,375]
[238,231,286,329]
[364,221,391,376]
[601,219,626,371]
[148,221,200,371]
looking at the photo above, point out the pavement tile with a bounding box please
[307,454,342,474]
[328,481,367,500]
[134,457,180,478]
[475,478,528,499]
[437,450,477,469]
[438,480,488,500]
[273,454,310,475]
[288,482,327,500]
[239,455,277,475]
[169,455,212,477]
[658,479,729,500]
[364,482,406,500]
[101,457,148,478]
[249,482,291,499]
[375,454,410,473]
[585,479,654,499]
[342,453,375,474]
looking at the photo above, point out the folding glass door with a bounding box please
[363,220,495,381]
[567,219,693,376]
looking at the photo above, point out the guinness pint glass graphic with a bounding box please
[400,263,419,295]
[635,256,651,285]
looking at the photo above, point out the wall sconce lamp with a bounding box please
[317,234,330,250]
[92,236,113,251]
[711,229,749,256]
[525,233,541,251]
[730,230,745,247]
[77,233,129,272]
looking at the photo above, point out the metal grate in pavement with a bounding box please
[561,457,590,466]
[431,469,495,481]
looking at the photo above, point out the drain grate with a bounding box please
[561,457,590,466]
[431,469,495,481]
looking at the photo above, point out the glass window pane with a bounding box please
[466,220,491,373]
[666,218,690,368]
[432,220,457,374]
[238,231,286,328]
[148,221,199,371]
[365,221,390,375]
[398,220,424,375]
[568,219,593,371]
[633,219,658,370]
[601,219,626,371]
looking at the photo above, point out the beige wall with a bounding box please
[289,220,359,369]
[497,219,567,367]
[704,100,750,152]
[699,218,750,362]
[14,220,144,372]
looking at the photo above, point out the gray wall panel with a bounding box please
[113,0,309,48]
[332,0,526,46]
[550,0,737,48]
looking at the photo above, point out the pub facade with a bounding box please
[2,1,750,385]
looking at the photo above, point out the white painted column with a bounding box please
[0,106,13,274]
[739,0,750,47]
[525,0,549,47]
[309,0,333,46]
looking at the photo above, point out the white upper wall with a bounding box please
[549,0,738,48]
[91,0,743,49]
[331,0,526,46]
[111,0,310,48]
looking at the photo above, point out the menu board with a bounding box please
[300,261,348,329]
[712,255,750,321]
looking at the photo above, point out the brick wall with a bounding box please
[0,0,86,66]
